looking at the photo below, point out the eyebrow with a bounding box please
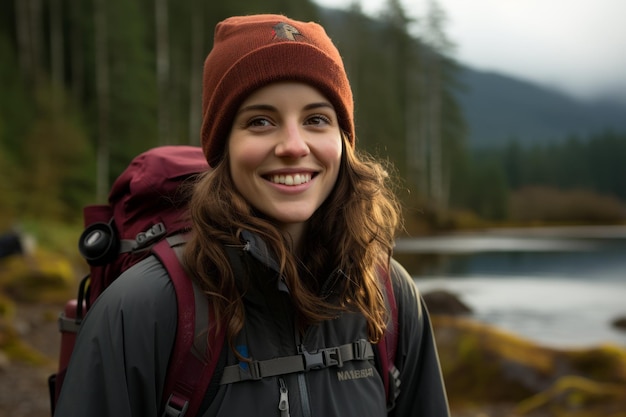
[304,102,335,111]
[237,102,334,115]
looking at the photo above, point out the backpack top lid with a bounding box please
[107,145,209,240]
[84,145,209,233]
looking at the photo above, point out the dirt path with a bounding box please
[0,302,63,417]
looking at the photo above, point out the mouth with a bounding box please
[265,173,314,186]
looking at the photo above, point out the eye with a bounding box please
[305,114,332,127]
[246,117,273,128]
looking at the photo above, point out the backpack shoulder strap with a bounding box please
[376,263,401,410]
[152,237,225,417]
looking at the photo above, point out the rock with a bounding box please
[422,289,473,315]
[0,350,9,370]
[612,316,626,331]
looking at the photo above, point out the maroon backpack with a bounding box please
[49,145,399,417]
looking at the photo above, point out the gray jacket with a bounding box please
[55,233,450,417]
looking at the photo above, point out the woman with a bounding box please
[55,14,450,417]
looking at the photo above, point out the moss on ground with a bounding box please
[0,248,76,303]
[432,315,626,416]
[515,375,626,416]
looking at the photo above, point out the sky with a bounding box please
[313,0,626,102]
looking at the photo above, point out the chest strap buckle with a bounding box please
[301,346,343,370]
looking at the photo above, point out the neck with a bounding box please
[279,222,305,254]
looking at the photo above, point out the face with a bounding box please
[228,82,342,240]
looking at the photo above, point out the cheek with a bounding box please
[319,137,343,170]
[229,138,265,174]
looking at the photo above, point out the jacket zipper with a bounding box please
[294,330,312,417]
[279,271,312,417]
[278,377,290,417]
[297,373,312,417]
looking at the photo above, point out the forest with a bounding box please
[1,0,625,233]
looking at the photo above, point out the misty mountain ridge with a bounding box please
[457,67,626,148]
[316,5,625,150]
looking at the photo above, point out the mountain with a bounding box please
[455,67,626,148]
[317,5,625,149]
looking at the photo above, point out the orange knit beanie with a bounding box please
[201,14,354,166]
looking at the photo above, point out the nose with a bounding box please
[275,124,310,158]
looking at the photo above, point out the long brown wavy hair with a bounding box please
[183,133,402,352]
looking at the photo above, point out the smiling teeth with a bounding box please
[270,173,312,185]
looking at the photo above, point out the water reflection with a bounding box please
[416,276,626,348]
[394,226,626,348]
[395,234,598,254]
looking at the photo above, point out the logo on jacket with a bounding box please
[337,367,374,381]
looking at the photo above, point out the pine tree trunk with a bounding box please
[49,0,64,88]
[428,54,444,209]
[15,0,32,78]
[405,73,422,194]
[155,0,170,145]
[94,0,110,201]
[28,0,43,81]
[416,47,431,198]
[70,2,85,103]
[15,0,44,82]
[188,3,203,145]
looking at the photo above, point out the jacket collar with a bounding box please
[238,229,346,296]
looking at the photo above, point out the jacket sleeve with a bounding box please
[388,258,451,417]
[54,256,177,417]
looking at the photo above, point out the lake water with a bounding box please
[394,226,626,349]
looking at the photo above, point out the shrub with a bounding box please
[509,186,626,224]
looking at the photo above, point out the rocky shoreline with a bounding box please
[424,291,626,417]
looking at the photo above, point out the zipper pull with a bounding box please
[278,378,290,417]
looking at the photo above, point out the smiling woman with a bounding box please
[54,14,450,417]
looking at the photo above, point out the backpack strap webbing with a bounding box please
[220,339,374,384]
[152,238,226,417]
[376,263,401,410]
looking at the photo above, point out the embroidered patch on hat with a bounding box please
[273,22,303,41]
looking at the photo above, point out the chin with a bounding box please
[273,214,313,224]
